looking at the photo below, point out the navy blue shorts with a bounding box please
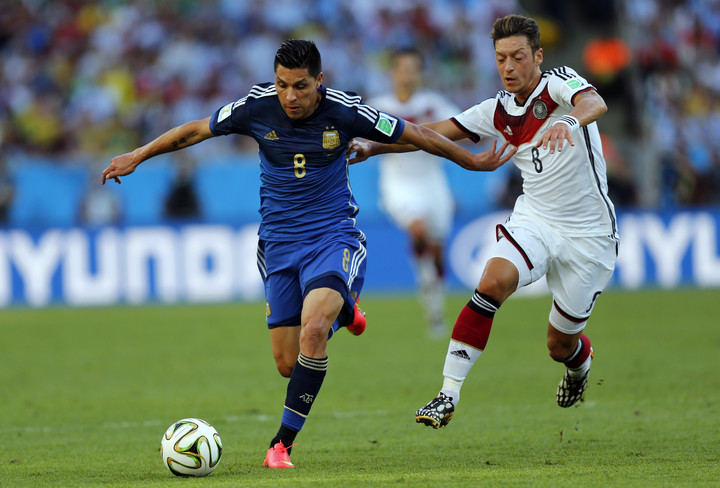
[257,232,367,328]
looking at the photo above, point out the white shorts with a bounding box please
[379,172,454,241]
[490,211,618,334]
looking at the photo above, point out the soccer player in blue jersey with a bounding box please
[102,39,515,468]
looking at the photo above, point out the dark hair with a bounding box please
[491,14,541,53]
[391,47,425,69]
[274,39,322,78]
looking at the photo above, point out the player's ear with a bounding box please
[534,48,543,67]
[315,72,323,88]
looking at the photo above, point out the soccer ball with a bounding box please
[160,418,222,477]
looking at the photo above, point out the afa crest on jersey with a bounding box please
[322,128,340,149]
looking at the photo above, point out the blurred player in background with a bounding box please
[350,14,618,428]
[369,48,460,338]
[102,40,515,467]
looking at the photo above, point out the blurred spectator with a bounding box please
[164,155,201,220]
[582,36,631,100]
[81,174,121,226]
[601,132,637,207]
[0,152,14,224]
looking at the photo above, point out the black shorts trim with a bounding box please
[267,315,301,329]
[303,273,348,298]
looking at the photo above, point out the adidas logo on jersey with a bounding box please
[450,349,471,360]
[503,125,514,136]
[264,130,279,140]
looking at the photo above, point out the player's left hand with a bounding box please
[536,123,574,154]
[466,139,517,171]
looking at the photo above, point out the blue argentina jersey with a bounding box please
[209,83,405,241]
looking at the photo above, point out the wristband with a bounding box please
[552,115,579,132]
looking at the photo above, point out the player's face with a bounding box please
[275,66,323,120]
[392,54,422,92]
[495,35,543,104]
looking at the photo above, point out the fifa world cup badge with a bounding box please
[323,128,340,149]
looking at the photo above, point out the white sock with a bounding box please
[568,353,592,378]
[415,255,445,328]
[440,377,463,405]
[415,255,436,291]
[440,339,484,406]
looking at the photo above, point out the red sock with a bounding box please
[563,333,592,369]
[450,291,499,350]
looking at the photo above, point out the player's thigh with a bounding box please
[300,232,367,323]
[260,241,304,328]
[300,233,367,300]
[380,180,451,239]
[424,185,453,241]
[490,218,552,289]
[301,286,345,341]
[546,235,618,333]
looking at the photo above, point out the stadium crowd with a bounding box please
[0,0,718,224]
[625,0,720,206]
[0,0,514,161]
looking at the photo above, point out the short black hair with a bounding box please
[274,39,322,78]
[391,47,425,69]
[491,14,541,53]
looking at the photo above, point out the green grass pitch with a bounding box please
[1,288,719,487]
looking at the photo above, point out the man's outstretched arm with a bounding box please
[102,117,214,184]
[348,119,516,172]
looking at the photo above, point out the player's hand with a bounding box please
[346,139,376,165]
[536,122,574,154]
[467,140,516,171]
[101,152,140,184]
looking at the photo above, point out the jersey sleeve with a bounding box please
[546,66,596,108]
[209,93,253,136]
[354,103,406,144]
[450,98,497,143]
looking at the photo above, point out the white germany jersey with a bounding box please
[453,66,617,237]
[369,90,459,182]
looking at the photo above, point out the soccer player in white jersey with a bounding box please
[369,48,460,337]
[349,14,618,428]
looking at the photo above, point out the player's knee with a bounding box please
[299,321,329,349]
[477,275,513,304]
[408,219,429,241]
[274,357,295,378]
[478,258,518,303]
[276,364,294,378]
